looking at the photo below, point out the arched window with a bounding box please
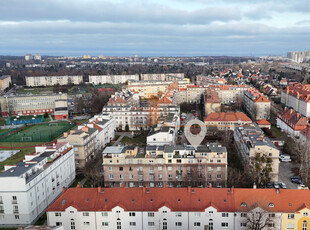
[303,221,308,230]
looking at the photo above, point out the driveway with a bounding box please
[278,161,299,189]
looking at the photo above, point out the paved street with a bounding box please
[278,161,299,189]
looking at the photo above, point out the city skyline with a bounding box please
[1,0,310,56]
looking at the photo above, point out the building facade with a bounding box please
[47,187,310,230]
[0,142,75,227]
[25,76,83,87]
[0,75,12,91]
[0,94,68,118]
[281,84,310,117]
[234,125,280,181]
[102,143,228,188]
[88,75,139,85]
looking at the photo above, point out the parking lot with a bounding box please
[278,161,299,189]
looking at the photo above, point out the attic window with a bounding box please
[61,199,66,205]
[241,202,247,207]
[289,203,292,207]
[192,189,195,193]
[224,199,226,203]
[146,189,150,193]
[178,199,181,203]
[132,199,134,203]
[198,199,200,203]
[105,198,107,203]
[150,199,153,203]
[269,203,274,208]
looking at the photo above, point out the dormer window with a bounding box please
[240,202,247,207]
[269,203,274,208]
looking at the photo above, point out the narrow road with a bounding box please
[278,162,299,189]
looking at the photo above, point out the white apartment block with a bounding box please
[0,94,68,118]
[211,85,251,104]
[102,105,180,131]
[25,76,83,87]
[87,114,116,150]
[47,187,304,230]
[0,75,12,91]
[243,89,271,120]
[89,75,139,85]
[140,73,185,81]
[281,83,310,117]
[0,142,75,228]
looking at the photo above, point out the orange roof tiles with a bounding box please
[204,112,252,122]
[47,187,310,213]
[278,108,308,131]
[285,83,310,102]
[254,95,270,103]
[256,119,270,125]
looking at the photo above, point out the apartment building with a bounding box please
[47,187,310,230]
[101,105,180,131]
[54,99,68,120]
[196,75,226,85]
[102,143,227,188]
[0,75,12,91]
[210,84,251,104]
[107,90,139,107]
[140,73,185,81]
[281,83,310,117]
[0,94,68,118]
[25,76,83,87]
[58,126,98,168]
[243,88,271,120]
[128,79,189,99]
[0,142,75,227]
[234,125,279,181]
[87,114,115,150]
[204,89,221,116]
[277,107,309,137]
[88,74,139,85]
[204,112,252,131]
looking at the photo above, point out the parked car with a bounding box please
[279,154,291,162]
[290,176,303,184]
[273,182,280,189]
[299,184,309,190]
[266,182,273,188]
[279,182,287,189]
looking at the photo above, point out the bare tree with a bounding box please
[248,152,273,187]
[246,207,271,230]
[294,140,310,186]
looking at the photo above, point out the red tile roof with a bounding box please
[47,187,310,213]
[254,95,270,103]
[256,119,271,125]
[278,108,308,131]
[204,112,252,122]
[285,83,310,102]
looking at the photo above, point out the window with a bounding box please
[269,213,275,218]
[303,221,308,230]
[168,174,172,178]
[217,167,221,171]
[267,222,275,227]
[194,222,201,226]
[163,222,168,230]
[287,223,294,229]
[304,213,309,217]
[194,213,201,217]
[117,221,121,229]
[119,167,123,171]
[129,222,136,226]
[70,211,74,213]
[102,212,108,217]
[56,222,62,226]
[119,174,123,179]
[168,166,172,171]
[241,213,247,217]
[55,212,62,217]
[148,212,154,217]
[209,222,214,230]
[129,212,135,216]
[158,166,162,171]
[163,210,167,214]
[102,222,109,226]
[129,174,134,179]
[71,221,75,230]
[83,212,89,216]
[268,202,274,207]
[175,212,182,217]
[209,211,213,214]
[83,222,90,226]
[288,214,295,219]
[109,174,114,179]
[148,222,155,226]
[15,215,19,220]
[217,174,222,179]
[222,213,228,217]
[240,223,247,227]
[221,222,228,227]
[175,222,182,227]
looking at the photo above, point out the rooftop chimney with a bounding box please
[253,183,257,189]
[77,183,81,188]
[64,132,68,137]
[97,186,102,193]
[62,187,66,193]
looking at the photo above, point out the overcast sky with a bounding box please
[1,0,310,56]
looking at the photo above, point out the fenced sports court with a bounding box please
[0,122,75,142]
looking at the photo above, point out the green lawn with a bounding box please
[121,135,146,146]
[0,142,44,171]
[16,87,54,95]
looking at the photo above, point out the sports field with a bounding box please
[0,122,75,142]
